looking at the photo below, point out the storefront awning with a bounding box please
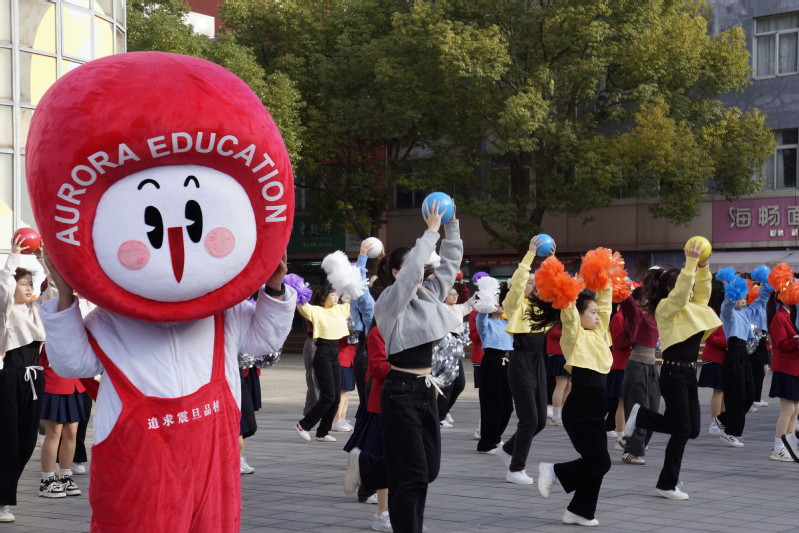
[710,250,799,273]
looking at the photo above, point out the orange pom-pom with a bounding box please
[580,248,628,292]
[745,279,759,305]
[535,256,585,309]
[769,263,794,292]
[612,278,631,303]
[778,281,799,305]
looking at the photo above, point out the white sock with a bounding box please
[553,406,562,419]
[41,471,55,481]
[60,468,72,478]
[775,437,784,450]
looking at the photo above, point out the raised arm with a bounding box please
[39,299,103,378]
[503,251,535,320]
[657,256,699,319]
[1,252,19,320]
[427,220,463,302]
[596,283,612,334]
[691,263,712,306]
[234,284,298,356]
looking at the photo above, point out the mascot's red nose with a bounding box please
[168,227,185,283]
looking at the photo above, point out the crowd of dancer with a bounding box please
[3,198,799,532]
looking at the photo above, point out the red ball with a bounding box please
[455,270,463,281]
[13,227,41,254]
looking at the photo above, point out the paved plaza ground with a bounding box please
[5,352,799,532]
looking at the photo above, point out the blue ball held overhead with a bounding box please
[534,234,555,257]
[422,192,455,223]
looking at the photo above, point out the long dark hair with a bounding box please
[527,291,596,331]
[644,268,679,316]
[376,247,411,289]
[638,267,664,314]
[310,283,335,306]
[708,279,724,315]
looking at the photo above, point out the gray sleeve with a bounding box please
[428,220,463,302]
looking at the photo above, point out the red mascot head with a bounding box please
[25,52,294,322]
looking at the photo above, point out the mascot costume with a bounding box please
[27,52,297,532]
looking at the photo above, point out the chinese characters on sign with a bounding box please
[146,401,221,430]
[715,198,799,243]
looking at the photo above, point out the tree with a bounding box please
[433,0,775,252]
[126,0,304,161]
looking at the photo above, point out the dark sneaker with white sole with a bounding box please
[60,475,81,496]
[39,476,66,498]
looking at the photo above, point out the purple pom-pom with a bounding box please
[751,265,770,285]
[724,276,749,302]
[715,267,736,284]
[471,271,489,284]
[284,273,312,306]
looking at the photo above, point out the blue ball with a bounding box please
[422,192,455,223]
[535,234,555,257]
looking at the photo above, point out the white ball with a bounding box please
[364,237,383,259]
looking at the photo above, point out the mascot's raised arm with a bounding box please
[26,52,297,533]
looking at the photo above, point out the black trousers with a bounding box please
[61,392,92,464]
[437,360,466,422]
[717,342,754,437]
[635,364,700,491]
[381,370,440,533]
[0,343,43,506]
[751,338,768,401]
[621,360,660,456]
[553,379,610,521]
[477,349,513,452]
[299,340,341,437]
[353,331,369,405]
[502,334,547,472]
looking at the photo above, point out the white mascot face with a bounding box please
[93,165,257,302]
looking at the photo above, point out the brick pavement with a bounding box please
[5,353,799,532]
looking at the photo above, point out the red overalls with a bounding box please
[86,314,241,532]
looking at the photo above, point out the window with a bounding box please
[761,130,798,189]
[754,13,799,78]
[395,185,431,209]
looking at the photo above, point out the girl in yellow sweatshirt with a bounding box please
[622,240,721,501]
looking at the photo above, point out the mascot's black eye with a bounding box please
[144,206,164,249]
[185,200,203,244]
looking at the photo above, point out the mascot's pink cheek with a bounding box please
[205,227,235,258]
[118,240,150,270]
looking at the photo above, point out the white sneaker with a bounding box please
[562,509,599,527]
[506,469,534,485]
[708,422,721,435]
[614,437,626,451]
[780,432,799,462]
[719,432,744,448]
[606,430,618,439]
[331,420,353,432]
[748,406,759,413]
[240,456,255,474]
[364,493,378,504]
[770,448,794,462]
[495,446,512,468]
[549,418,562,426]
[622,453,645,465]
[477,447,496,455]
[316,434,337,442]
[473,427,481,440]
[60,475,81,496]
[624,403,640,438]
[445,412,454,424]
[372,511,393,532]
[0,506,14,522]
[537,462,557,498]
[36,433,45,447]
[656,487,689,500]
[71,463,86,475]
[712,416,726,432]
[547,405,554,419]
[39,476,66,498]
[753,400,768,407]
[440,419,453,429]
[295,422,311,442]
[344,448,361,494]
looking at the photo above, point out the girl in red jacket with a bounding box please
[767,297,799,462]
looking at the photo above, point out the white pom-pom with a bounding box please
[427,251,441,269]
[322,251,365,299]
[474,276,500,314]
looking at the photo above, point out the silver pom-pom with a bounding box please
[432,334,463,388]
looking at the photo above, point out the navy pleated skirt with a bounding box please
[340,366,356,392]
[770,371,799,402]
[698,361,724,390]
[343,412,383,456]
[605,369,624,398]
[40,391,87,423]
[545,354,570,377]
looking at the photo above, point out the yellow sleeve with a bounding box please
[502,251,535,320]
[657,256,698,319]
[559,301,581,356]
[297,303,317,323]
[691,264,712,306]
[596,284,612,334]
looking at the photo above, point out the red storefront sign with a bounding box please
[713,197,799,243]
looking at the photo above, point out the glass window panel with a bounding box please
[61,58,81,73]
[19,0,56,53]
[779,32,798,74]
[115,27,125,54]
[115,0,125,24]
[0,152,12,248]
[20,108,34,149]
[0,104,11,146]
[0,0,10,43]
[64,0,90,10]
[18,158,37,230]
[94,0,112,17]
[62,5,92,60]
[93,16,113,58]
[756,35,776,77]
[396,186,413,209]
[783,130,799,145]
[0,48,10,99]
[761,153,775,190]
[777,147,797,188]
[19,51,57,105]
[756,14,799,33]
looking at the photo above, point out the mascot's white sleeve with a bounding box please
[39,298,103,378]
[227,285,297,355]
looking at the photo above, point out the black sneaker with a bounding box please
[39,476,66,498]
[60,475,81,496]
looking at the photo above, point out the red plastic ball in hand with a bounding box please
[13,227,41,254]
[456,270,463,281]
